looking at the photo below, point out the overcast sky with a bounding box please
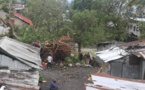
[67,0,72,3]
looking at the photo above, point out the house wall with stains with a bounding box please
[140,60,145,79]
[127,23,140,37]
[108,55,142,79]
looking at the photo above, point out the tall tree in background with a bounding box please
[73,0,92,11]
[72,10,106,52]
[1,0,142,47]
[16,0,69,43]
[127,0,145,40]
[72,0,130,41]
[23,0,67,31]
[0,0,20,39]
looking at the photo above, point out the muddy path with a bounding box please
[39,66,98,90]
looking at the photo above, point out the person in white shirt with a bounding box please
[47,55,53,68]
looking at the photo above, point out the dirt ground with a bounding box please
[39,66,98,90]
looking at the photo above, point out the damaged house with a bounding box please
[0,37,41,90]
[96,39,145,80]
[0,10,33,27]
[85,73,145,90]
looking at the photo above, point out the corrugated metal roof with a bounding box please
[0,70,39,90]
[119,39,145,49]
[85,83,113,90]
[0,37,41,70]
[13,12,33,25]
[96,47,128,62]
[86,73,145,90]
[0,54,31,70]
[130,17,145,22]
[119,40,145,60]
[131,49,145,59]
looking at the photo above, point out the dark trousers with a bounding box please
[47,62,52,68]
[50,88,58,90]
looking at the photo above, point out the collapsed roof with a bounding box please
[0,70,39,90]
[96,39,145,62]
[86,73,145,90]
[0,37,42,70]
[96,47,129,62]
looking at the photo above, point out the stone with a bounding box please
[68,63,73,67]
[76,63,81,67]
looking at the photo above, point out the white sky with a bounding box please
[67,0,72,3]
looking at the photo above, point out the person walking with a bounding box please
[89,53,93,65]
[49,80,58,90]
[47,54,53,68]
[85,52,90,64]
[78,52,83,61]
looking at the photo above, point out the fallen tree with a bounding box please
[40,36,74,62]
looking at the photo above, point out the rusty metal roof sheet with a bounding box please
[131,49,145,59]
[0,37,42,70]
[86,73,145,90]
[85,83,114,90]
[119,39,145,49]
[0,70,39,90]
[117,39,145,60]
[13,12,33,25]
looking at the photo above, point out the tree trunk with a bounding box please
[78,42,81,52]
[118,0,123,16]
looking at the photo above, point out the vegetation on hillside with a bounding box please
[1,0,145,52]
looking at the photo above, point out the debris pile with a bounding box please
[40,36,74,62]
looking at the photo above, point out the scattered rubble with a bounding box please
[76,62,81,67]
[68,63,73,67]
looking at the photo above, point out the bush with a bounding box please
[80,60,85,64]
[64,55,80,63]
[64,57,73,63]
[2,4,9,13]
[72,53,80,63]
[39,74,44,83]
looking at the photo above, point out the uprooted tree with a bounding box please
[40,36,74,62]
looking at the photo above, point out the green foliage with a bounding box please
[71,10,108,51]
[56,25,73,37]
[2,3,9,13]
[73,0,93,11]
[12,0,26,4]
[13,0,140,52]
[22,0,67,31]
[64,53,80,63]
[6,14,10,19]
[138,22,145,39]
[64,57,73,63]
[0,0,3,4]
[104,16,129,41]
[16,0,69,43]
[73,53,80,63]
[39,74,44,81]
[16,25,60,44]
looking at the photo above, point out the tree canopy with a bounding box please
[1,0,145,52]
